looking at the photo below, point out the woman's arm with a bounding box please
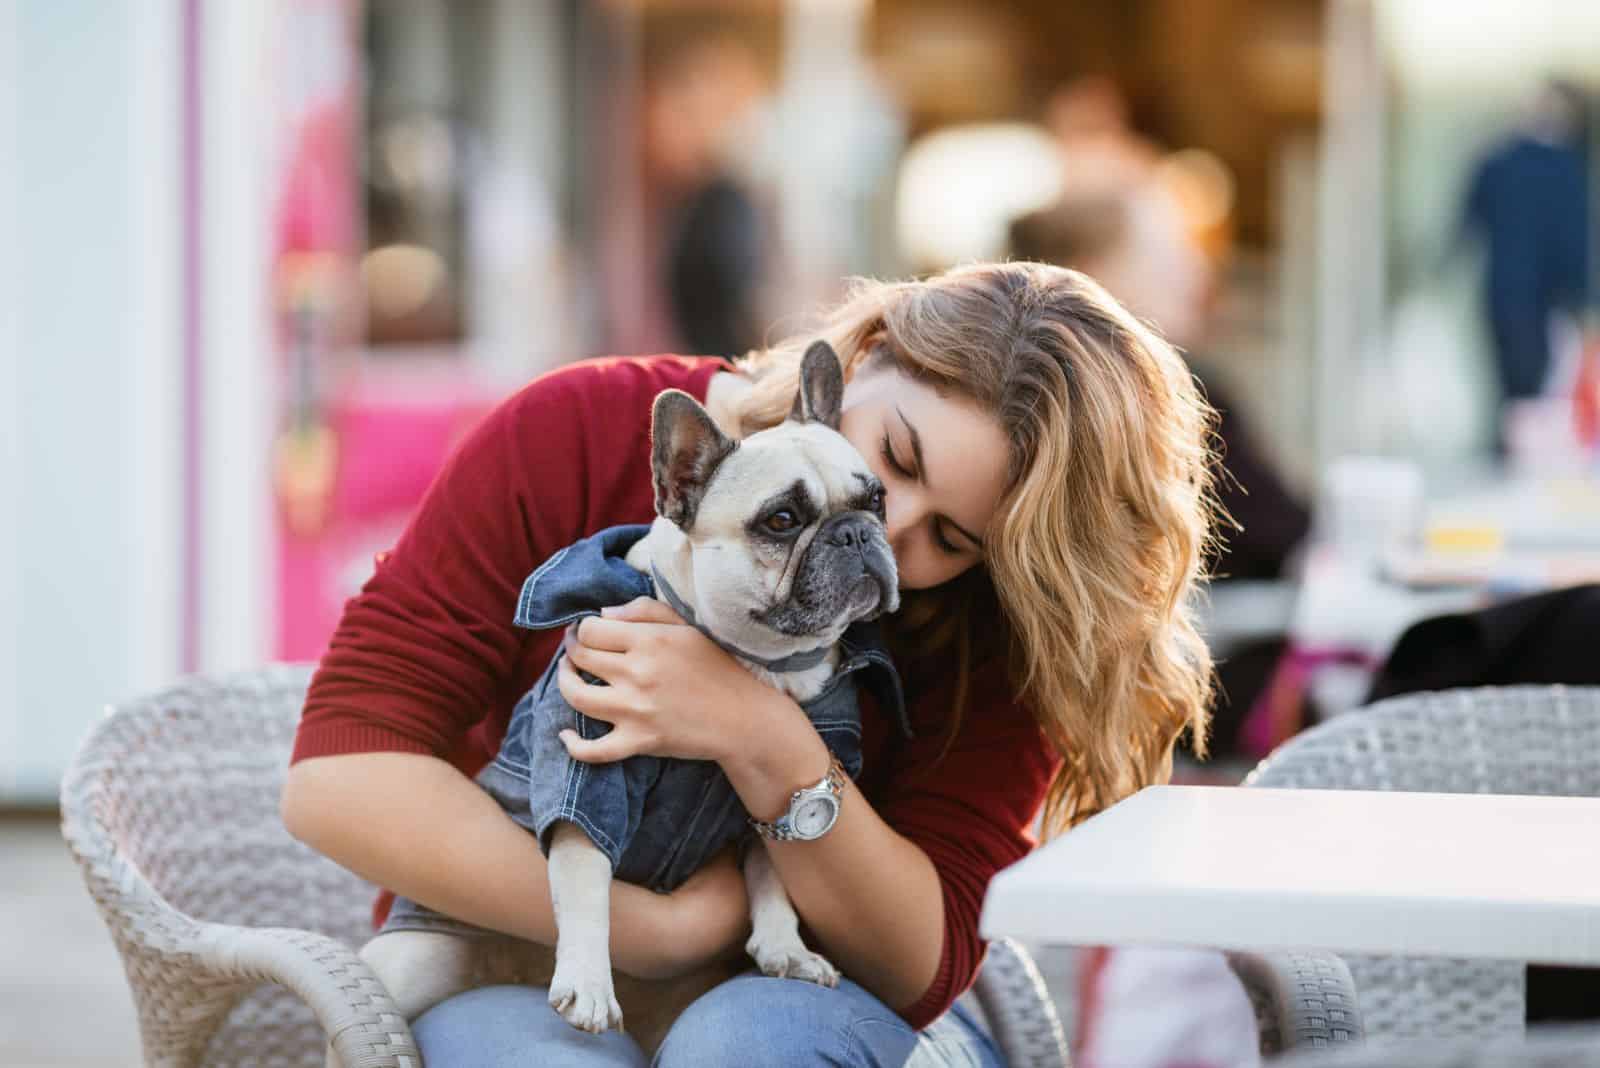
[721,708,946,1008]
[557,600,1058,1023]
[554,603,944,1008]
[281,751,750,981]
[284,359,741,977]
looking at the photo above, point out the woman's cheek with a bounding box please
[896,544,939,591]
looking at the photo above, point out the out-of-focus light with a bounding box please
[361,243,447,320]
[1376,0,1600,88]
[1156,149,1235,233]
[380,117,455,195]
[895,122,1064,272]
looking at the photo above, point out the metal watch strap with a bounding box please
[749,754,848,841]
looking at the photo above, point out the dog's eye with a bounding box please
[764,510,800,533]
[868,487,886,518]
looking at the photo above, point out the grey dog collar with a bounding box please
[649,566,833,674]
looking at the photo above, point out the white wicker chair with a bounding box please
[1246,685,1600,1047]
[60,664,1076,1067]
[59,664,418,1068]
[62,664,1368,1066]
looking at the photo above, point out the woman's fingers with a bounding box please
[570,615,637,653]
[600,597,683,625]
[560,727,640,764]
[571,597,687,652]
[557,655,624,716]
[562,629,627,683]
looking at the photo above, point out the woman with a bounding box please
[281,261,1218,1066]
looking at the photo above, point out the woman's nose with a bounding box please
[883,491,920,557]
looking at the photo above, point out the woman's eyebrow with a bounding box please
[894,405,928,487]
[897,404,984,550]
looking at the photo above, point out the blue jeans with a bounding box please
[412,973,1006,1067]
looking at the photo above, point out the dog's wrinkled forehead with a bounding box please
[651,339,880,533]
[701,422,877,523]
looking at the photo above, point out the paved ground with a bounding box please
[1,814,141,1067]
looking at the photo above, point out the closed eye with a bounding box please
[881,432,965,556]
[879,432,913,479]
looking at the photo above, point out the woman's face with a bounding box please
[838,362,1011,591]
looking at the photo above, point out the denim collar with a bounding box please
[514,524,912,736]
[513,525,656,632]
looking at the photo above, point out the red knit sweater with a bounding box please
[291,354,1060,1028]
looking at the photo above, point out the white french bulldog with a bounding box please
[335,341,899,1060]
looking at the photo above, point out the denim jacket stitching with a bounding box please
[809,716,862,732]
[489,751,531,776]
[517,545,572,623]
[555,798,622,859]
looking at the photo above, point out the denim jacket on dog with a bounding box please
[387,524,907,927]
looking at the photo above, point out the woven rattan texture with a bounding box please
[58,662,1382,1066]
[971,938,1071,1067]
[1245,685,1600,1046]
[59,665,418,1067]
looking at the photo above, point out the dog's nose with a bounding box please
[824,513,880,550]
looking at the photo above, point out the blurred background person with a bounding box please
[1456,78,1593,447]
[1021,78,1311,582]
[637,20,774,359]
[1043,75,1161,205]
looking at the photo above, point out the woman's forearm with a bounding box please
[720,700,945,1010]
[280,751,743,980]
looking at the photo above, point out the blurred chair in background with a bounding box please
[1366,585,1600,1028]
[1247,685,1600,1045]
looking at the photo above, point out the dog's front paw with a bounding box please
[549,959,625,1033]
[747,931,841,988]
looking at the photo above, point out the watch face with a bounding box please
[792,795,838,839]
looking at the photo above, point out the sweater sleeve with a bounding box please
[878,664,1062,1029]
[290,371,593,764]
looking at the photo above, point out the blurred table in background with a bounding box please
[1295,472,1600,652]
[1243,470,1600,751]
[1199,579,1299,657]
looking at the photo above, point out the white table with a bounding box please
[981,785,1600,966]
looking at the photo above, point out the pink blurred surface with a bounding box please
[275,364,500,663]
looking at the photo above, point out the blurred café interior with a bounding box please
[13,0,1598,800]
[5,0,1600,1059]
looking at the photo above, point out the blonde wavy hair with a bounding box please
[731,261,1220,836]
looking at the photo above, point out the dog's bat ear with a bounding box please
[788,341,844,431]
[652,389,737,530]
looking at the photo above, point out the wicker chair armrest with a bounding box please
[1228,949,1363,1054]
[195,923,419,1068]
[969,938,1070,1068]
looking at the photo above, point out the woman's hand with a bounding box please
[555,596,786,765]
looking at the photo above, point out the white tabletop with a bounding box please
[982,785,1600,965]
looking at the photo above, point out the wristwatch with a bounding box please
[749,755,848,842]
